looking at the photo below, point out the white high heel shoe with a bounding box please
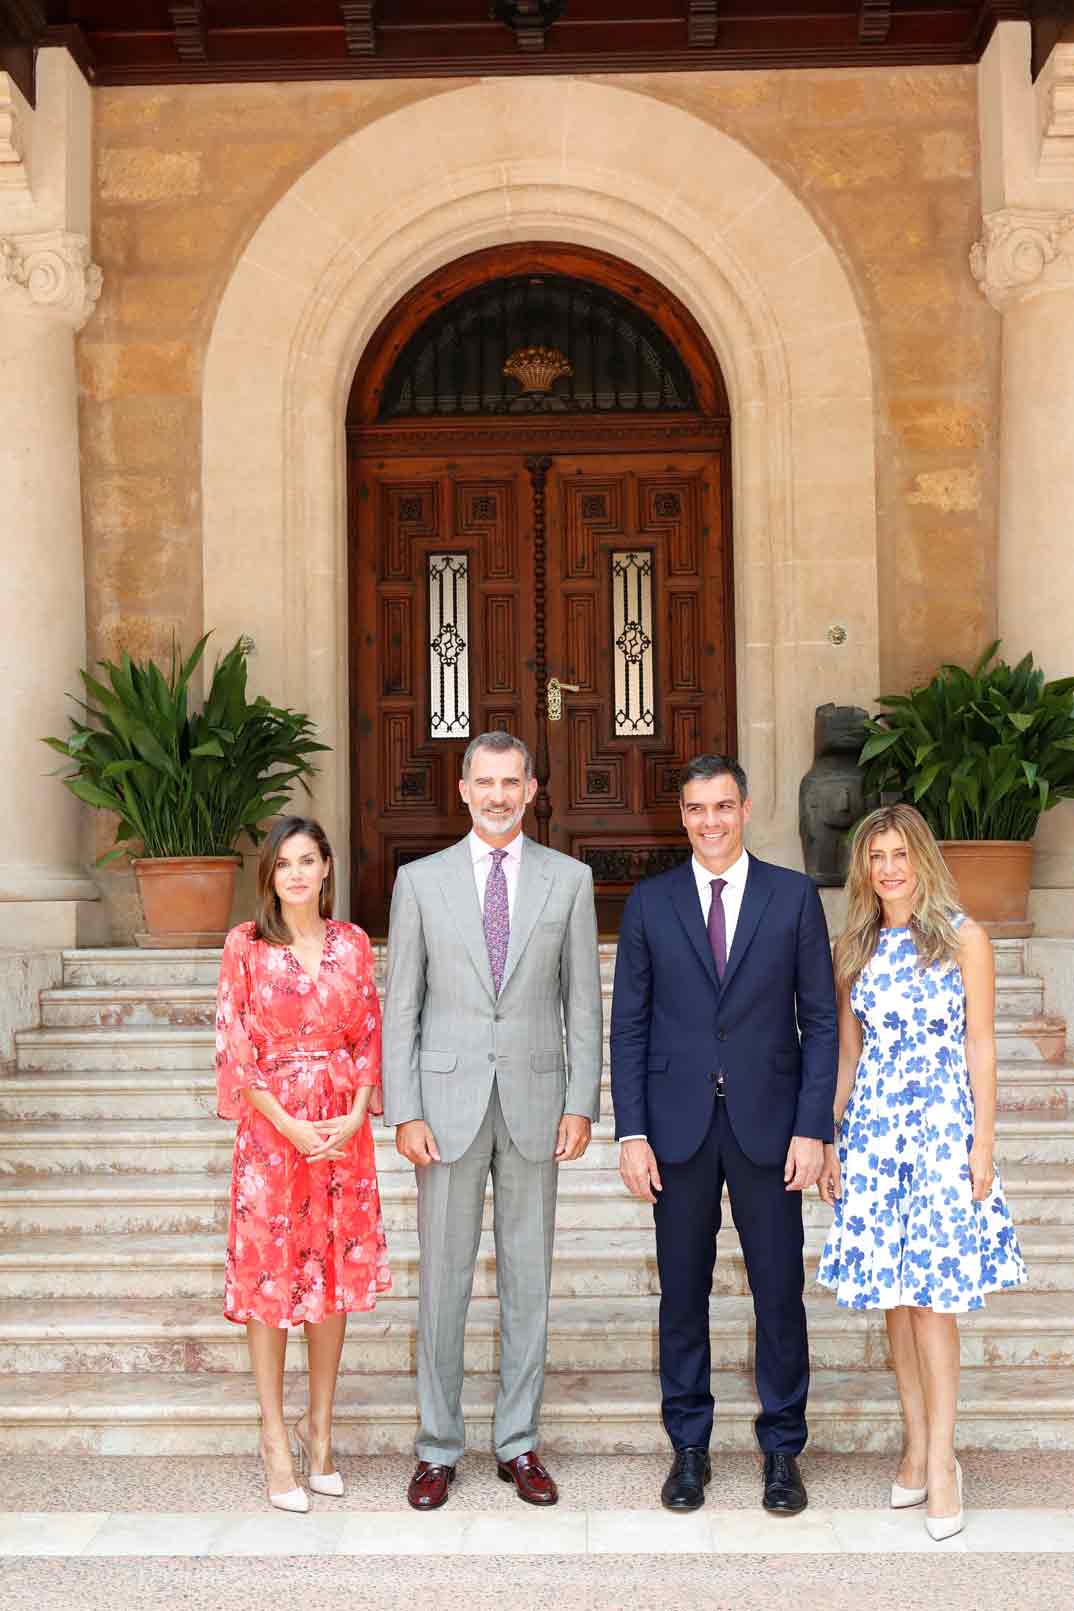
[890,1478,928,1509]
[261,1442,309,1514]
[294,1419,345,1498]
[924,1460,963,1542]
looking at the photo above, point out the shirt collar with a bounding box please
[469,828,524,866]
[692,847,749,897]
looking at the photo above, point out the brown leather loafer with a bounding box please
[407,1460,456,1511]
[496,1450,559,1506]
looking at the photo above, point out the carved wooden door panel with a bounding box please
[350,454,537,934]
[543,451,733,929]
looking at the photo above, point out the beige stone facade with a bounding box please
[2,23,1072,954]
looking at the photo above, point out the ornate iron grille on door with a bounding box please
[379,274,698,418]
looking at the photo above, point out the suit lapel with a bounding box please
[719,856,773,996]
[437,838,496,1002]
[499,837,553,995]
[670,861,720,993]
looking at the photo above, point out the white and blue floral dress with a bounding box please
[817,921,1028,1313]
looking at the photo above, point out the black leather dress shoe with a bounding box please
[762,1452,807,1515]
[661,1446,712,1511]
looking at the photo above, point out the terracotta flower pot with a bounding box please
[132,856,241,948]
[938,840,1034,937]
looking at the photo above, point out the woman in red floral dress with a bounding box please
[215,816,390,1512]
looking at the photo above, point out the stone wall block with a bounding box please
[80,396,199,472]
[793,127,906,190]
[906,465,981,512]
[890,399,987,453]
[920,128,977,181]
[98,148,203,204]
[133,203,238,270]
[78,340,198,401]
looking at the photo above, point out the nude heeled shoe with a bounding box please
[260,1440,309,1514]
[890,1478,928,1509]
[293,1418,345,1498]
[924,1460,963,1542]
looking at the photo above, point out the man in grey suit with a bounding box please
[382,731,602,1510]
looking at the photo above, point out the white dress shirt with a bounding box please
[620,849,751,1144]
[692,847,750,955]
[469,828,524,922]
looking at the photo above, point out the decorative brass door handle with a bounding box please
[547,676,581,721]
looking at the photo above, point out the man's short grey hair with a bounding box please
[679,753,748,802]
[461,731,534,782]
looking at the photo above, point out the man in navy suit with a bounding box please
[610,754,837,1516]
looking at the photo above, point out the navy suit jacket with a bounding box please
[610,855,838,1168]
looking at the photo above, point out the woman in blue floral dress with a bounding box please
[817,804,1026,1540]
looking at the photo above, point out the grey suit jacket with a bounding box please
[381,835,603,1164]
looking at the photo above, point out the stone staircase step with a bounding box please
[4,1291,1073,1377]
[4,1059,1072,1122]
[0,1222,1069,1301]
[3,1163,1072,1236]
[3,1110,1073,1175]
[17,1017,1067,1074]
[2,1363,1072,1455]
[35,968,1048,1028]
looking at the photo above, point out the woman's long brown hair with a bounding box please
[254,816,335,944]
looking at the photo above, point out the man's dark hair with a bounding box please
[679,753,749,802]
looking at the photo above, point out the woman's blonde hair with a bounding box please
[254,816,335,945]
[834,803,962,988]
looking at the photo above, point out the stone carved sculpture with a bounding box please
[799,703,869,887]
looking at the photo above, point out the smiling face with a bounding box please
[680,772,752,874]
[867,825,919,913]
[272,832,330,913]
[459,743,537,845]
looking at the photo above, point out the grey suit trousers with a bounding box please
[415,1081,558,1466]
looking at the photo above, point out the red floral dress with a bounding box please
[215,919,391,1327]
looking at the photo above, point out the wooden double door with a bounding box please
[349,436,734,934]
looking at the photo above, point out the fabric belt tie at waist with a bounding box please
[260,1037,354,1094]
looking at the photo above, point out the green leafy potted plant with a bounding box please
[44,634,328,946]
[858,643,1074,933]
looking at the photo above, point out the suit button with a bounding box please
[488,1053,496,1063]
[717,1031,727,1042]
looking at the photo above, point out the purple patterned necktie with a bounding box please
[708,877,728,979]
[483,848,510,994]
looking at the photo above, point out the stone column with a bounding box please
[975,24,1074,917]
[0,229,102,944]
[971,213,1074,899]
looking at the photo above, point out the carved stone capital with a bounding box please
[0,230,102,328]
[970,208,1074,311]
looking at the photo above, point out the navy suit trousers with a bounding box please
[653,1097,809,1454]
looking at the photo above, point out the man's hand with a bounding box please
[784,1135,824,1192]
[396,1119,441,1167]
[555,1114,591,1162]
[619,1138,663,1205]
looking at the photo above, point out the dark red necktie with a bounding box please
[708,877,728,979]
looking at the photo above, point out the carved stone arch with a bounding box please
[202,78,879,913]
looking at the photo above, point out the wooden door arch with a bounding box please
[347,243,734,934]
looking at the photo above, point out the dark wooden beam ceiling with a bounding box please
[1031,0,1074,76]
[31,3,1036,88]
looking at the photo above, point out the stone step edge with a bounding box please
[3,1112,1073,1140]
[3,1291,1073,1342]
[18,1012,1068,1040]
[3,1367,1073,1424]
[7,1059,1074,1088]
[3,1163,1072,1201]
[0,1222,1067,1266]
